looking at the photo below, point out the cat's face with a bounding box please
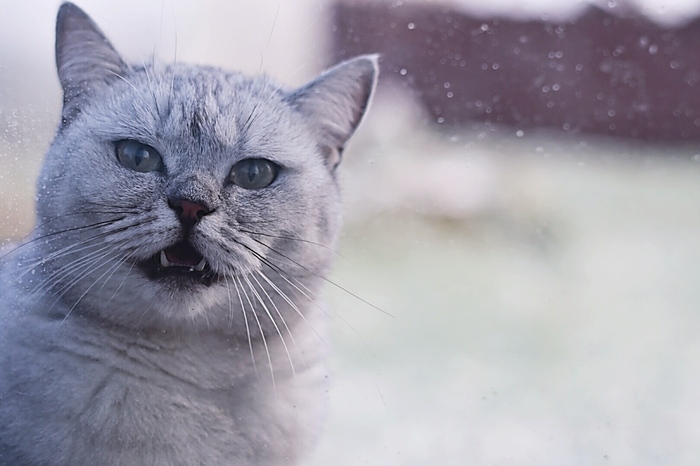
[30,4,377,331]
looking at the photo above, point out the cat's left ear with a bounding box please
[286,55,379,171]
[55,2,128,123]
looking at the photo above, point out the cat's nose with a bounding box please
[168,197,213,228]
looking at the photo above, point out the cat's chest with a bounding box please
[0,315,307,464]
[6,314,261,412]
[56,319,254,391]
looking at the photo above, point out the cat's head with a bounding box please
[32,3,377,330]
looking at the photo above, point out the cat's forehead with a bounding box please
[105,65,296,154]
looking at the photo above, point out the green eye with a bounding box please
[115,140,163,173]
[229,158,279,189]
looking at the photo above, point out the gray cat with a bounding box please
[0,3,377,465]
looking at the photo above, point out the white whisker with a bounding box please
[251,273,301,372]
[107,70,147,101]
[270,267,376,357]
[232,274,257,376]
[58,248,134,327]
[256,269,327,348]
[28,242,119,298]
[237,274,277,392]
[223,274,234,328]
[243,274,295,378]
[14,227,118,280]
[104,250,140,307]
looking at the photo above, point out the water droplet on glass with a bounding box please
[407,22,415,30]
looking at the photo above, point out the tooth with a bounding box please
[194,257,207,272]
[160,250,171,268]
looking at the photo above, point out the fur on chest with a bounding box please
[0,317,325,465]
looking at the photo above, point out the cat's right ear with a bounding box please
[56,2,127,124]
[286,55,379,172]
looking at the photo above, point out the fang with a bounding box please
[160,250,171,268]
[194,257,207,272]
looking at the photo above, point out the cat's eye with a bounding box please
[115,140,163,173]
[229,158,279,190]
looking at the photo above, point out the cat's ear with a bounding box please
[286,55,379,171]
[55,2,127,123]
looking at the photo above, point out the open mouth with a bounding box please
[160,242,207,271]
[140,241,217,285]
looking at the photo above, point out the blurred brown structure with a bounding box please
[331,1,700,141]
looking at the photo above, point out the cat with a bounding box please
[0,3,377,465]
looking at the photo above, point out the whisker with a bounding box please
[256,269,327,347]
[32,245,123,321]
[95,249,138,299]
[23,242,117,296]
[236,274,276,393]
[1,218,126,265]
[104,250,140,307]
[14,225,126,279]
[141,58,164,122]
[249,236,394,318]
[242,65,306,137]
[223,274,234,328]
[242,248,378,360]
[135,299,159,329]
[250,273,301,372]
[238,228,345,259]
[44,242,123,298]
[168,33,178,114]
[265,3,281,51]
[58,248,135,326]
[244,275,295,376]
[231,241,318,303]
[107,70,147,101]
[232,274,258,377]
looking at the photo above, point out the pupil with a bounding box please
[135,148,147,167]
[248,162,260,182]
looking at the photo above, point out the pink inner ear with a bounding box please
[164,242,203,267]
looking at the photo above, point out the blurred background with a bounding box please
[3,0,700,464]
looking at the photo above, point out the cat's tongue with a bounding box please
[160,242,206,271]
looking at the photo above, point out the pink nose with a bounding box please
[168,198,212,227]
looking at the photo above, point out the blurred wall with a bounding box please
[331,0,700,140]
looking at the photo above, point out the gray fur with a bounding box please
[0,3,377,465]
